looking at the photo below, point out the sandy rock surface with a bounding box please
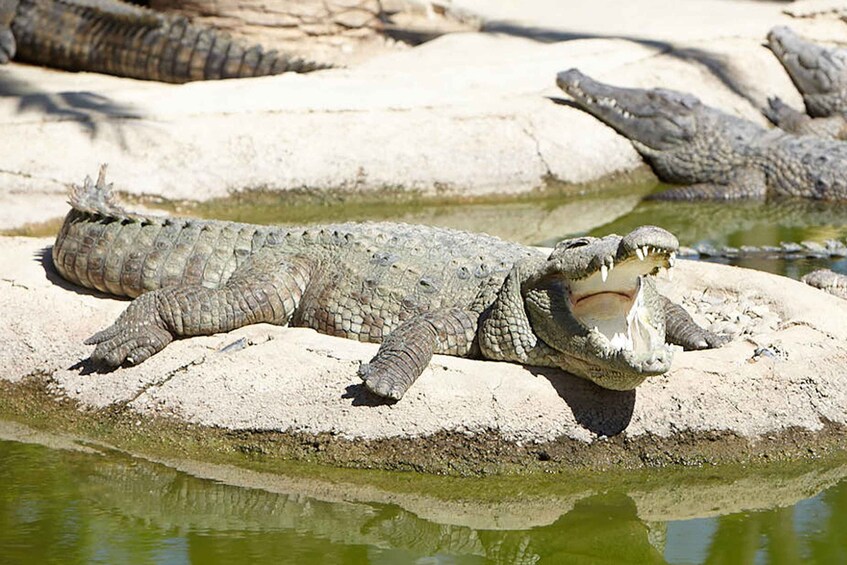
[2,0,847,473]
[2,1,847,230]
[2,235,846,472]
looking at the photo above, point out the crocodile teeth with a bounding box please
[636,247,645,261]
[610,332,627,350]
[669,252,676,267]
[642,246,650,258]
[610,332,634,351]
[601,264,609,282]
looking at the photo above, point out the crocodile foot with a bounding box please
[683,327,729,350]
[358,361,407,401]
[85,293,173,368]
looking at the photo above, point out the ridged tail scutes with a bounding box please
[55,165,272,298]
[12,0,334,83]
[68,163,144,221]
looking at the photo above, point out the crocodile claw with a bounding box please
[358,362,406,401]
[85,293,173,368]
[682,328,729,350]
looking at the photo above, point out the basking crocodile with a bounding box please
[678,242,847,301]
[765,26,847,140]
[0,0,329,83]
[52,167,723,400]
[801,269,847,300]
[556,68,847,201]
[680,238,847,260]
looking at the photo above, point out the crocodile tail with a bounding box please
[56,166,275,298]
[12,0,332,83]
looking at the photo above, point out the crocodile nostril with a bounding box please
[562,238,590,249]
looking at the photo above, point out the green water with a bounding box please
[1,435,846,564]
[6,178,847,563]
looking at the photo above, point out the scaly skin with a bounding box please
[0,0,330,83]
[681,238,847,261]
[557,68,847,201]
[765,26,847,139]
[52,168,723,399]
[801,269,847,300]
[676,241,847,300]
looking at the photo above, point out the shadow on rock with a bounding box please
[530,366,635,437]
[488,23,762,107]
[68,357,104,376]
[342,382,398,407]
[0,68,143,141]
[37,246,126,299]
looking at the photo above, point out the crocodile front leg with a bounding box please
[358,308,478,400]
[87,251,312,367]
[661,296,726,350]
[765,97,847,140]
[649,167,767,200]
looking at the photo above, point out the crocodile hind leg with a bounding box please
[86,251,312,368]
[765,97,847,139]
[661,296,727,350]
[358,308,478,400]
[648,167,767,200]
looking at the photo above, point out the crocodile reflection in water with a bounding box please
[2,433,845,564]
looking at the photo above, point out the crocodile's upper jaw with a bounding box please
[556,68,699,152]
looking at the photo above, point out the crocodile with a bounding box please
[677,242,847,301]
[765,26,847,140]
[0,0,329,83]
[679,238,847,260]
[556,68,847,201]
[51,167,723,400]
[801,269,847,300]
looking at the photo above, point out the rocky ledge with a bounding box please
[3,0,847,231]
[2,235,846,474]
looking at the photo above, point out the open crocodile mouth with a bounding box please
[568,247,673,354]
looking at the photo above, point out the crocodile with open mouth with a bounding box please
[556,68,847,201]
[51,168,723,400]
[765,26,847,140]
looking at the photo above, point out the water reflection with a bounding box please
[1,434,845,564]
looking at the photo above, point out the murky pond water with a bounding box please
[1,434,845,564]
[4,177,847,563]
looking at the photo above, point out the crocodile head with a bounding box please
[522,226,677,390]
[556,68,701,153]
[767,26,847,117]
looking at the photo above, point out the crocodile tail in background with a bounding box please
[11,0,332,83]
